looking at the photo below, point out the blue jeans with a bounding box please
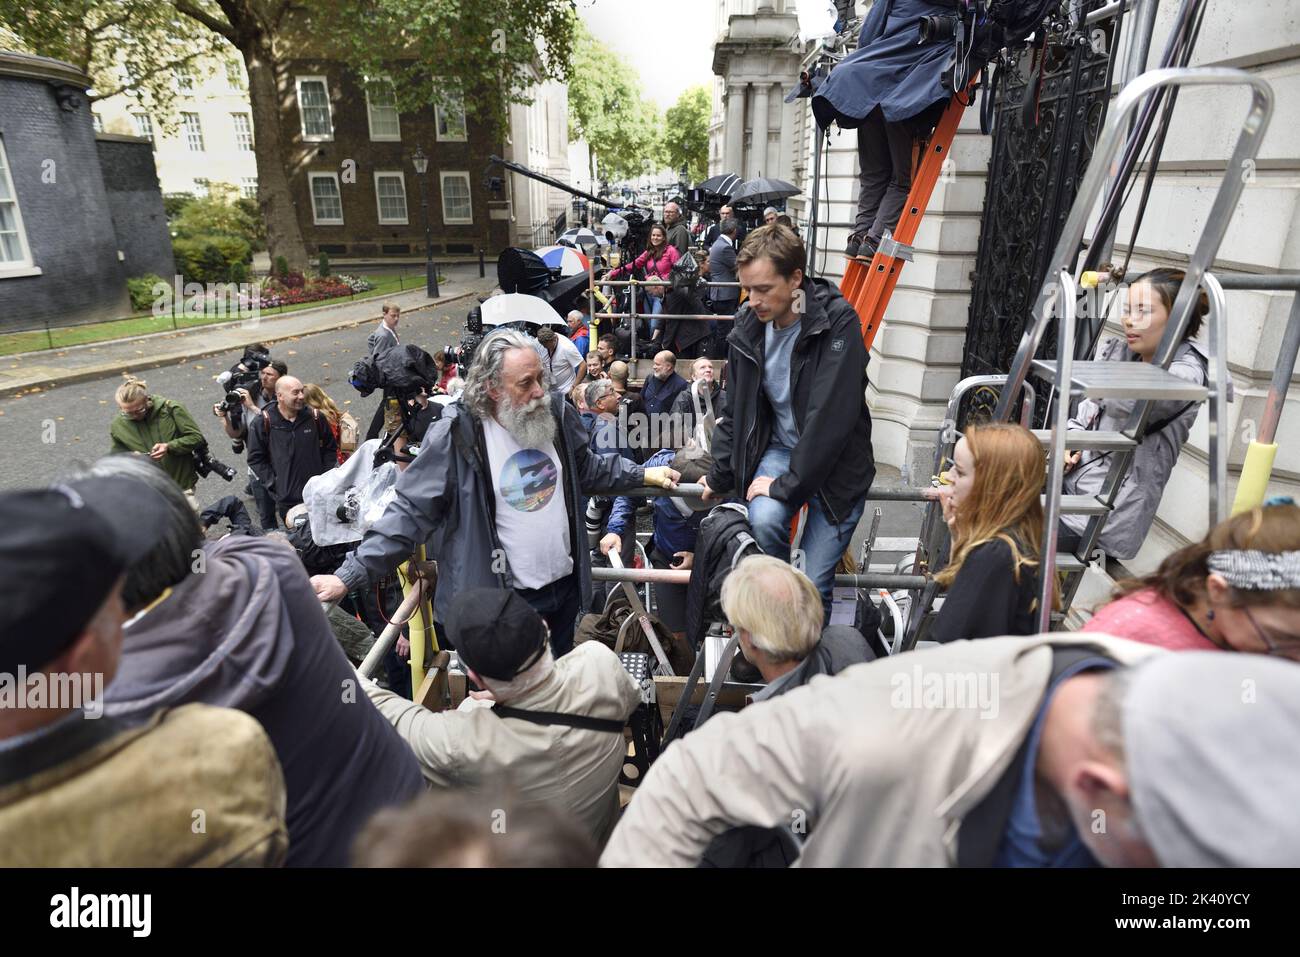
[646,294,664,336]
[747,446,866,620]
[515,572,580,658]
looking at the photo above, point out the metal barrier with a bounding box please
[597,277,742,365]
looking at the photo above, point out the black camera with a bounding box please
[918,14,959,42]
[192,442,238,482]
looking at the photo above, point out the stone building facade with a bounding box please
[711,0,1300,581]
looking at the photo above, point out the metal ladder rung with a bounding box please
[1055,552,1087,573]
[1031,359,1209,401]
[1031,429,1137,451]
[1049,494,1110,516]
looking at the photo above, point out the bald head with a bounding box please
[608,360,629,389]
[664,202,682,225]
[276,375,306,417]
[652,351,677,381]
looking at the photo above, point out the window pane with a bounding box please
[0,228,21,263]
[233,113,254,151]
[312,177,342,221]
[183,113,204,151]
[300,80,332,137]
[437,91,466,139]
[443,175,471,221]
[242,178,258,199]
[376,176,406,220]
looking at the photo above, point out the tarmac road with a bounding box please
[0,306,468,517]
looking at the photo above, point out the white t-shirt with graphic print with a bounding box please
[481,417,573,589]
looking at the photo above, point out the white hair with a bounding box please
[461,328,548,420]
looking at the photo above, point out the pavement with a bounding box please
[0,263,496,399]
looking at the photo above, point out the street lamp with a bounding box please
[411,146,439,299]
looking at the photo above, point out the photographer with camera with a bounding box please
[110,375,213,505]
[212,350,288,529]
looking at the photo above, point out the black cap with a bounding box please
[449,588,549,682]
[0,477,167,673]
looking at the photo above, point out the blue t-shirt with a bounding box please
[993,656,1118,868]
[764,319,801,450]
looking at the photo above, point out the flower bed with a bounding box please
[252,274,372,309]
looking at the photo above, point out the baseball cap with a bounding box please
[449,588,549,682]
[0,476,166,673]
[1124,651,1300,866]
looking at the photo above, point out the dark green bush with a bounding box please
[274,255,289,278]
[317,250,330,277]
[127,273,169,312]
[173,235,252,284]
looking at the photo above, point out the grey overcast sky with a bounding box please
[577,0,717,111]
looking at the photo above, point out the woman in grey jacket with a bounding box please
[1061,269,1209,560]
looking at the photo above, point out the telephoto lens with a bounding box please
[918,14,958,42]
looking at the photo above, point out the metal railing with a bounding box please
[596,277,742,363]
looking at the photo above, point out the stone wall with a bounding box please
[0,55,130,330]
[95,135,176,282]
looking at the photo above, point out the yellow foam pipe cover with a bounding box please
[1231,441,1278,516]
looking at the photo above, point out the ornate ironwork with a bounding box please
[960,7,1120,424]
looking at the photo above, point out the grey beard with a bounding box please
[496,394,557,448]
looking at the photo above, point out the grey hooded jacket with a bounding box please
[336,392,646,622]
[1061,337,1208,559]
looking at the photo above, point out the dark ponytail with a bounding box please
[1129,267,1209,341]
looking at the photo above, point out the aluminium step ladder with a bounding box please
[989,67,1273,629]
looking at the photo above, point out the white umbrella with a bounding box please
[480,293,567,329]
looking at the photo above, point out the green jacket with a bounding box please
[109,395,206,490]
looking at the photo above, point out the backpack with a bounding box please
[683,503,764,651]
[574,589,694,677]
[350,356,379,396]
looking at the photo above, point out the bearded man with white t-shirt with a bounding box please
[313,328,679,655]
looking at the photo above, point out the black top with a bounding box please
[931,538,1040,643]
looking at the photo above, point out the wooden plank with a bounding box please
[653,675,763,728]
[414,651,451,711]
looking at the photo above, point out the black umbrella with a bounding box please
[695,172,742,199]
[497,248,552,295]
[730,177,801,207]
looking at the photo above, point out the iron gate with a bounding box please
[960,5,1121,423]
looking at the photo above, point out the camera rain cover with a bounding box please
[302,439,399,545]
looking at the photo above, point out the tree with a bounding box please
[567,21,665,186]
[664,85,710,186]
[0,0,223,132]
[3,0,578,270]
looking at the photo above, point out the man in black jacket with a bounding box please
[247,375,338,526]
[700,225,875,617]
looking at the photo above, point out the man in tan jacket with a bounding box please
[603,633,1300,867]
[363,588,641,847]
[0,483,288,867]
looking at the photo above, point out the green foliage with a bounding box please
[234,197,266,251]
[317,251,331,278]
[126,273,168,312]
[163,193,195,220]
[567,21,665,184]
[329,0,578,134]
[173,236,251,285]
[171,192,260,245]
[0,0,225,132]
[664,86,711,186]
[274,255,290,279]
[229,260,249,285]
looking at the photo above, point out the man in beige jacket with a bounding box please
[0,483,288,867]
[364,588,641,847]
[603,633,1300,867]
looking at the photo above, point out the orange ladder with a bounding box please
[839,81,976,353]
